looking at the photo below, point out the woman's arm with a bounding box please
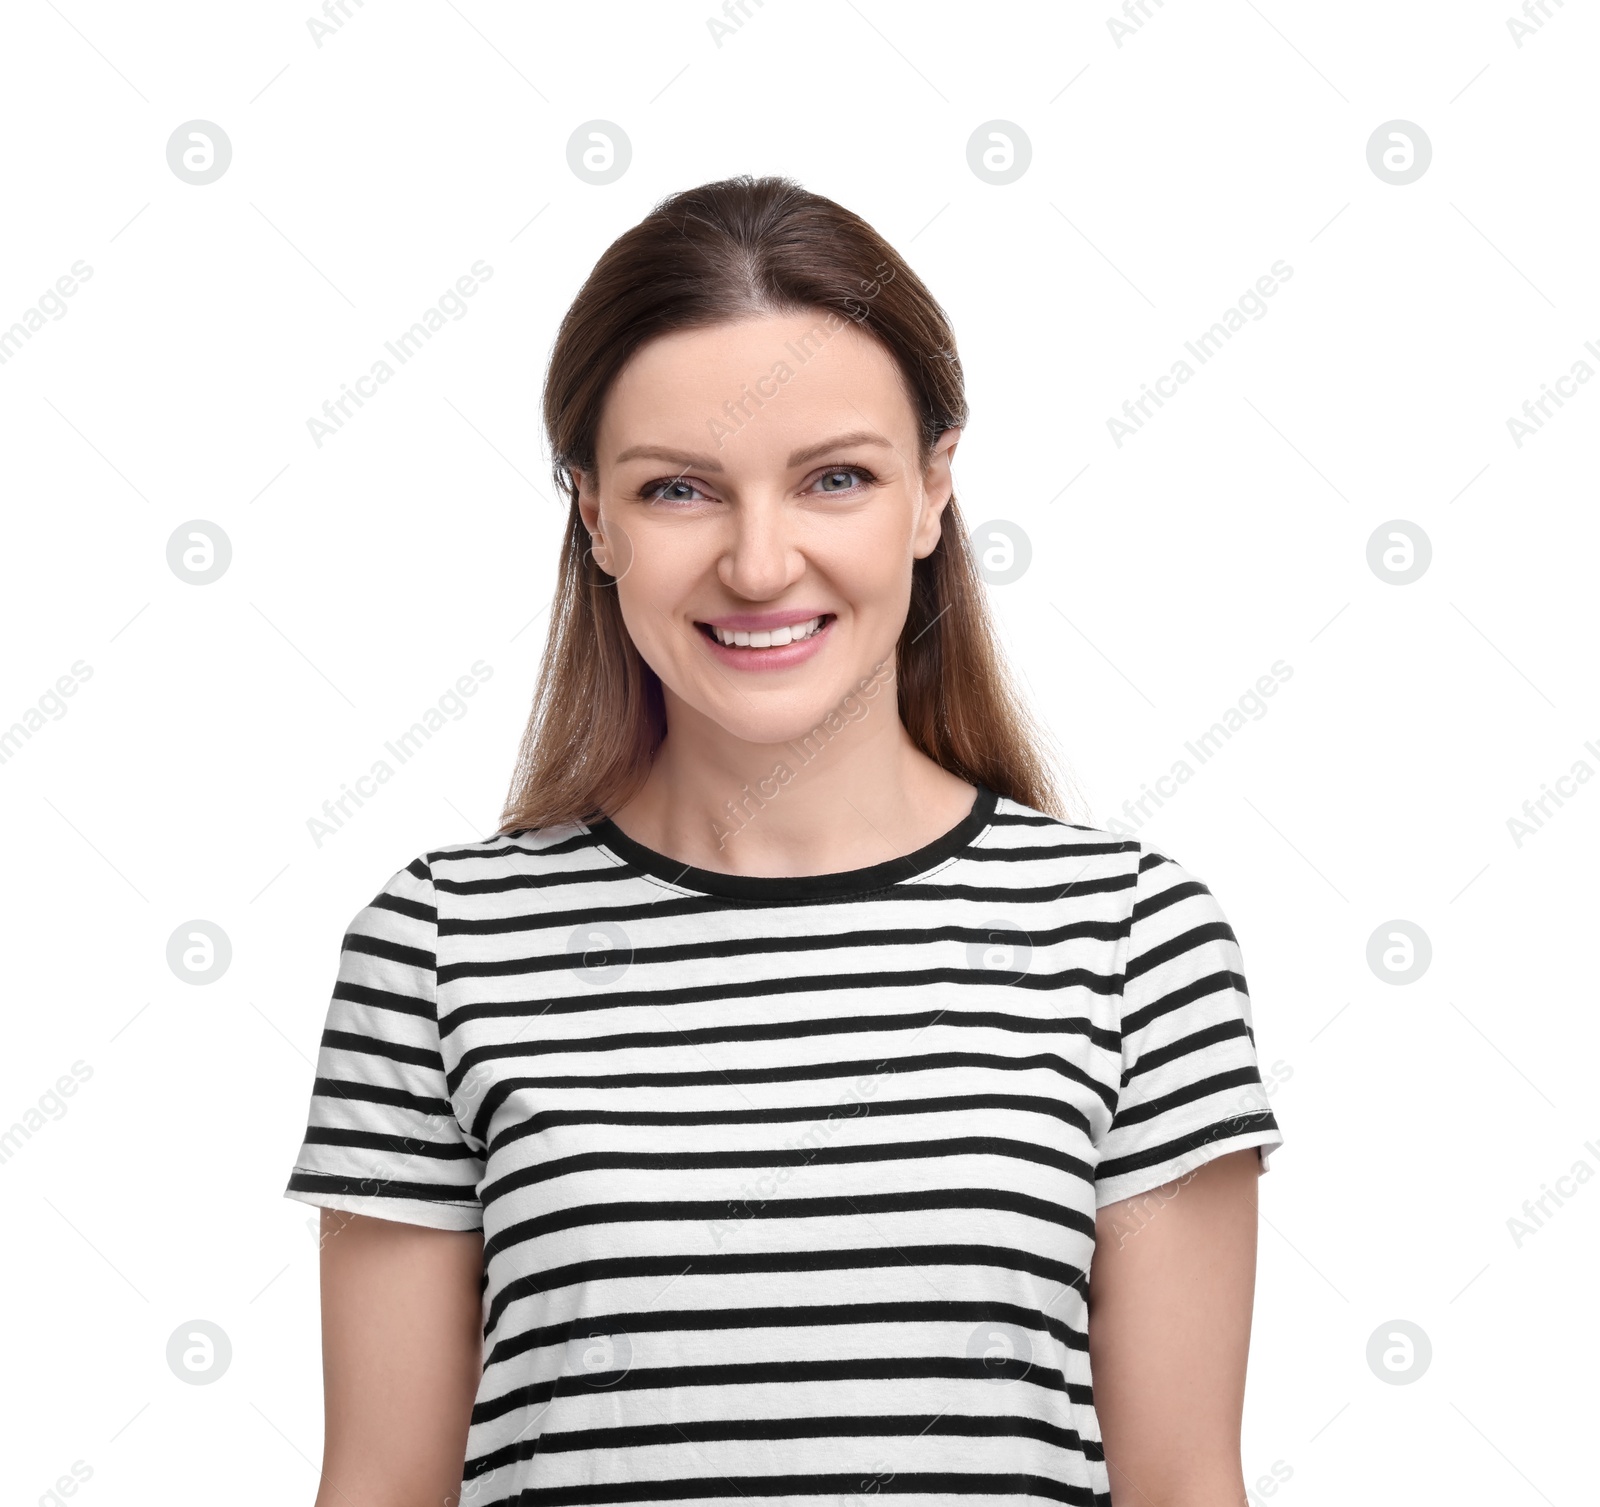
[1087,1147,1265,1507]
[313,1209,484,1507]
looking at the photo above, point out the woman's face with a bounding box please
[574,310,959,749]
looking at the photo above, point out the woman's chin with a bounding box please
[686,694,880,757]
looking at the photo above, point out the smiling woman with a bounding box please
[509,185,1062,860]
[284,174,1285,1507]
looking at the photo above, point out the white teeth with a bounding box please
[710,616,824,647]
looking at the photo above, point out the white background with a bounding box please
[1,1,1595,1503]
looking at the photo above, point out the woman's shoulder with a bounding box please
[987,793,1216,869]
[416,817,613,877]
[979,795,1233,921]
[984,791,1144,859]
[360,819,617,905]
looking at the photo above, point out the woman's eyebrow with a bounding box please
[611,443,724,472]
[613,430,894,473]
[786,430,894,466]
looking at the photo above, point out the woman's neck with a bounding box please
[606,712,978,878]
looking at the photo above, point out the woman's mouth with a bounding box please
[693,612,836,669]
[696,614,832,648]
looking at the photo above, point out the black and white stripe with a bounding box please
[286,787,1283,1505]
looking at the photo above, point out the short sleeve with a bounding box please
[1094,844,1285,1209]
[283,854,485,1231]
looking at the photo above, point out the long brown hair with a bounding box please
[499,174,1072,833]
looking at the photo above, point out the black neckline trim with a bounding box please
[585,784,998,901]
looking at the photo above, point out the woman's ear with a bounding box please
[572,468,634,581]
[573,467,599,533]
[913,427,962,559]
[572,468,612,574]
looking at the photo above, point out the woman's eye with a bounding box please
[639,477,706,504]
[636,465,875,504]
[811,466,876,494]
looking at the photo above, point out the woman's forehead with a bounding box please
[597,317,917,464]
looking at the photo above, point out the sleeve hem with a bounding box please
[1095,1127,1283,1211]
[283,1186,484,1233]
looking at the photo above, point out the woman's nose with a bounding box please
[717,497,801,600]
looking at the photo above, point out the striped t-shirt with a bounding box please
[285,784,1284,1506]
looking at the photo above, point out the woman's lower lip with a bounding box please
[698,617,834,670]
